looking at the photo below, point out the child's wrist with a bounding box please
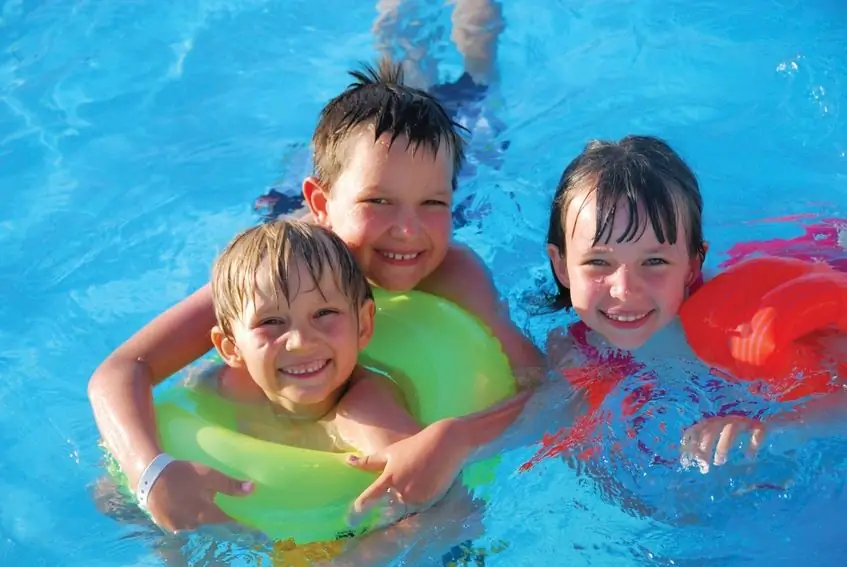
[122,436,167,485]
[135,453,175,510]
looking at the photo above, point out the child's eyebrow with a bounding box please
[586,243,674,253]
[251,303,286,317]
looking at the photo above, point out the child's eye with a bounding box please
[364,198,389,205]
[584,259,609,267]
[422,199,449,207]
[644,258,669,266]
[315,308,339,318]
[259,317,285,326]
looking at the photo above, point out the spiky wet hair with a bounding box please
[311,58,466,190]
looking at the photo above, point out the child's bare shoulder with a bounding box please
[344,366,407,408]
[421,243,544,368]
[183,361,224,391]
[333,366,420,453]
[205,365,266,403]
[420,243,497,309]
[442,242,489,277]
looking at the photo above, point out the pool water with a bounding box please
[2,0,846,565]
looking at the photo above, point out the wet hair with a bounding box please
[546,135,707,310]
[211,219,373,338]
[312,57,466,191]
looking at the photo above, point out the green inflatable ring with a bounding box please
[151,288,516,543]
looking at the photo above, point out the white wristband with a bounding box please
[135,453,175,511]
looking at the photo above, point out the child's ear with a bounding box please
[547,244,570,287]
[211,326,244,368]
[302,176,331,227]
[686,241,709,287]
[356,299,376,350]
[686,256,704,290]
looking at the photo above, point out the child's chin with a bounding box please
[605,329,652,351]
[281,387,330,405]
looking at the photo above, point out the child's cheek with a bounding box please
[252,328,282,349]
[349,207,387,236]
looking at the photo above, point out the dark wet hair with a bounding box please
[312,57,466,191]
[546,135,707,310]
[212,219,373,338]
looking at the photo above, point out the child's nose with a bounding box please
[609,266,642,299]
[389,207,423,238]
[284,327,315,351]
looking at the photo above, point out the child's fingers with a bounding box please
[347,452,387,472]
[353,471,393,515]
[713,422,741,466]
[680,424,704,470]
[747,424,766,458]
[694,427,718,473]
[680,424,701,451]
[206,469,254,497]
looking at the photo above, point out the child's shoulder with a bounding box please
[443,241,487,271]
[183,360,224,390]
[420,243,509,325]
[199,364,266,403]
[420,243,544,368]
[345,365,407,406]
[420,242,496,303]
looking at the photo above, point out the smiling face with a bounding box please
[304,129,454,291]
[548,188,699,350]
[215,259,374,418]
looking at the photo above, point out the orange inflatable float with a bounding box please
[679,255,847,401]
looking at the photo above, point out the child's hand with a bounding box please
[345,419,468,520]
[680,415,766,473]
[325,484,486,567]
[345,388,529,521]
[145,459,253,532]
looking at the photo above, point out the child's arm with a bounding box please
[334,368,500,556]
[332,369,431,520]
[346,387,532,514]
[87,284,252,531]
[321,483,485,567]
[681,387,847,473]
[345,244,544,510]
[420,243,544,371]
[334,369,424,455]
[347,324,588,512]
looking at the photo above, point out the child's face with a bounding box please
[306,130,454,291]
[549,189,699,350]
[221,261,374,416]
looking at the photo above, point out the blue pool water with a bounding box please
[2,0,847,565]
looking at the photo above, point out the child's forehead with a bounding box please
[249,258,343,307]
[566,190,688,247]
[342,127,453,175]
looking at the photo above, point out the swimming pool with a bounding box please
[2,0,846,565]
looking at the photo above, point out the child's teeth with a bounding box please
[282,360,328,375]
[383,252,419,261]
[606,312,648,322]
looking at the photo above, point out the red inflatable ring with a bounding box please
[679,255,847,401]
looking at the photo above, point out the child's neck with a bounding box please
[270,393,341,421]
